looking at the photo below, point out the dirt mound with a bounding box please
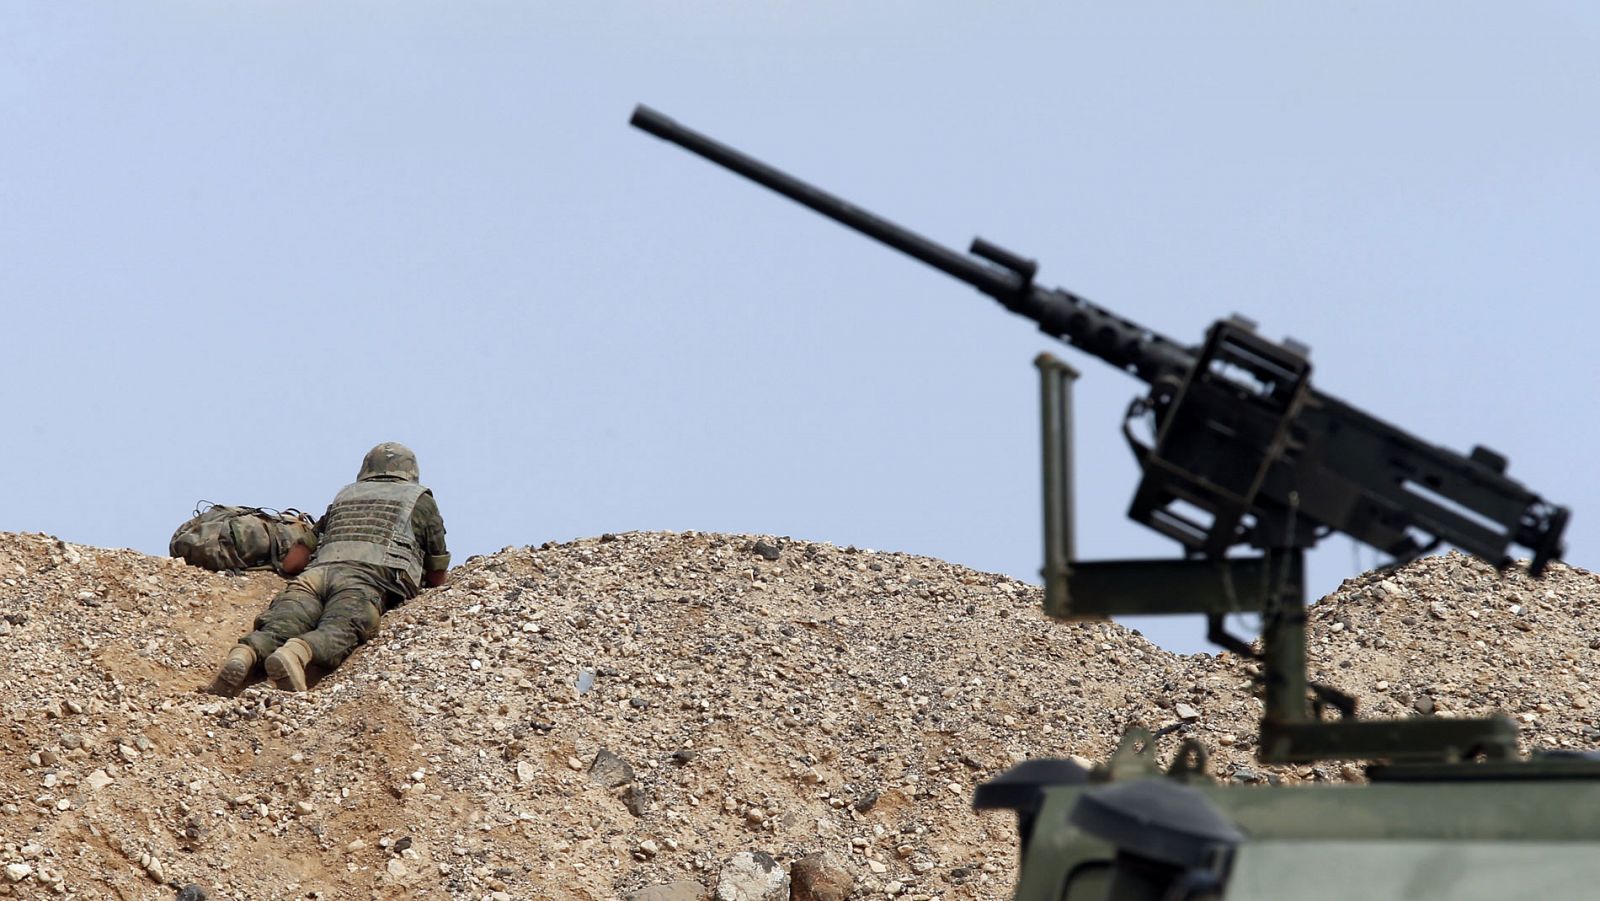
[1,532,1597,900]
[1305,553,1600,749]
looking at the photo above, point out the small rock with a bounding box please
[791,852,853,901]
[715,851,787,900]
[1174,703,1201,721]
[176,885,208,901]
[589,749,636,788]
[751,541,781,561]
[86,770,112,791]
[5,863,31,882]
[386,859,407,878]
[516,761,536,784]
[628,881,707,901]
[623,783,650,817]
[1413,696,1436,715]
[393,836,413,853]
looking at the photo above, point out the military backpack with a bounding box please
[169,502,318,575]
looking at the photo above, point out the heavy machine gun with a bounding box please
[631,104,1572,768]
[632,104,1596,901]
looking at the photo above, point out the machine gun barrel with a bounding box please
[630,105,1194,387]
[632,105,1018,298]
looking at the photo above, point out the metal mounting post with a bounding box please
[1038,353,1079,618]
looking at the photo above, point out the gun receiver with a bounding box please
[631,104,1567,576]
[633,104,1572,765]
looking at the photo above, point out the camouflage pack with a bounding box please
[169,503,318,576]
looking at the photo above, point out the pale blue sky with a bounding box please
[3,2,1594,652]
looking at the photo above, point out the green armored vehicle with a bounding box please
[630,106,1595,899]
[975,736,1600,900]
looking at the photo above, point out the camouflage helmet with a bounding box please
[358,442,420,482]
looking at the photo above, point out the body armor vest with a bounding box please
[313,480,429,589]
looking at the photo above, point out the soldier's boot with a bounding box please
[208,645,257,695]
[265,638,314,692]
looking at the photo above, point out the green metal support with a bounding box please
[1259,548,1308,731]
[1037,353,1077,618]
[1060,556,1293,617]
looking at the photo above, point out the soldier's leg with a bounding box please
[297,574,384,668]
[207,645,259,696]
[238,569,329,662]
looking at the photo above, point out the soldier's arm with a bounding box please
[414,493,451,588]
[280,543,312,576]
[283,505,333,576]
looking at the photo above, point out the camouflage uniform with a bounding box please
[237,444,449,670]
